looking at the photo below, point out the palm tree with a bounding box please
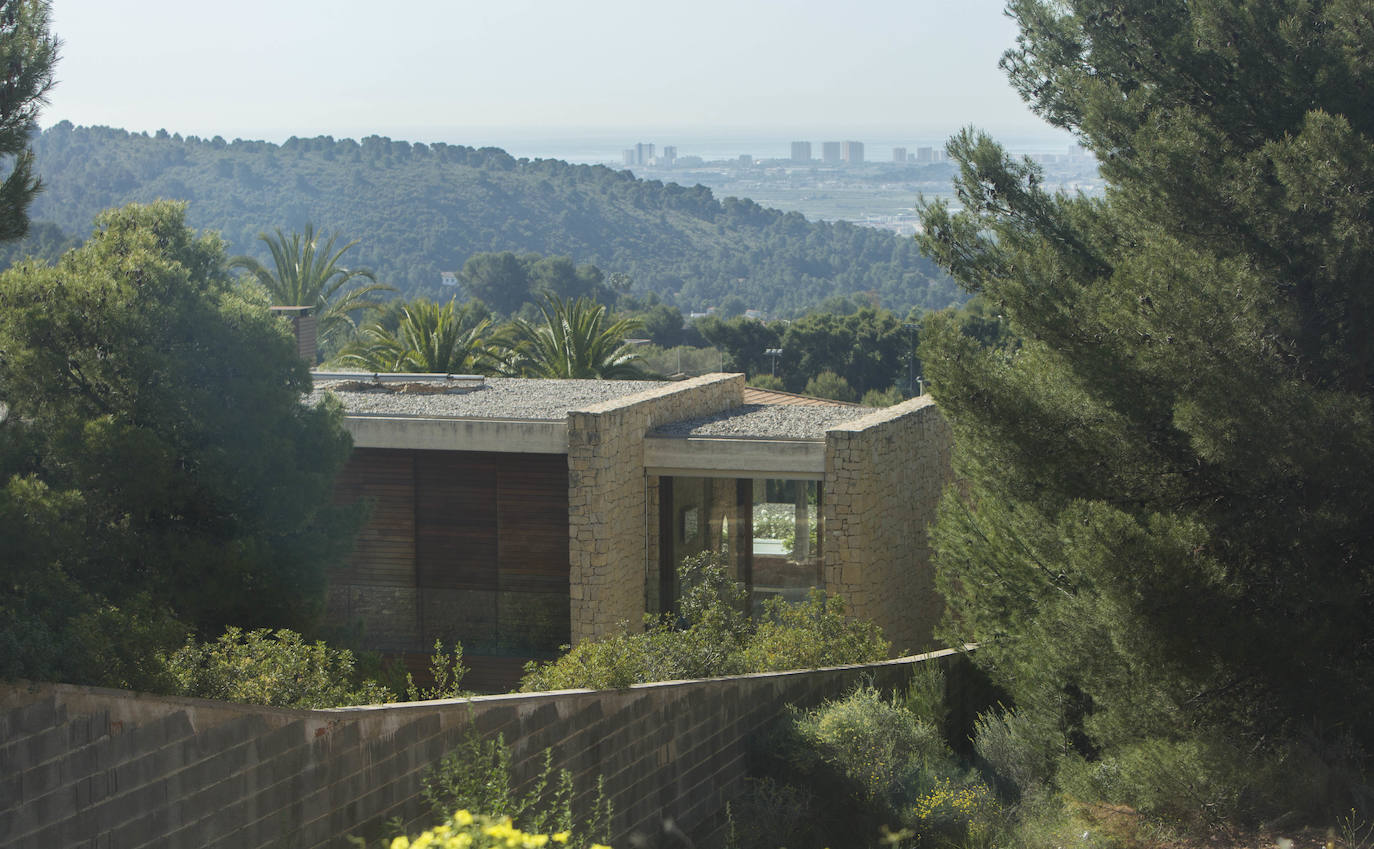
[229,224,393,351]
[335,299,494,374]
[504,294,654,380]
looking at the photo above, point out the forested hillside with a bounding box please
[23,123,958,314]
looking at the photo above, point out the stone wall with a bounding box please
[566,374,745,643]
[823,397,953,653]
[0,650,973,849]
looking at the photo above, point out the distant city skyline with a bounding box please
[46,0,1073,151]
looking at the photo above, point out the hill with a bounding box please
[22,123,960,315]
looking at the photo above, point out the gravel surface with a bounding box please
[308,377,665,421]
[653,403,877,440]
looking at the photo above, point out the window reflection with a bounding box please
[654,475,822,617]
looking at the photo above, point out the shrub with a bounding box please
[972,707,1062,801]
[804,370,857,402]
[791,686,950,805]
[381,809,610,849]
[861,386,908,407]
[910,778,1003,849]
[162,626,394,708]
[520,554,888,692]
[752,682,1009,849]
[404,640,472,701]
[421,726,611,849]
[737,592,888,672]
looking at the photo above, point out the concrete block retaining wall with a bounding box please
[0,649,971,849]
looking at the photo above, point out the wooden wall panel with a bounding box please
[331,447,573,659]
[416,452,497,590]
[332,449,416,586]
[498,454,570,594]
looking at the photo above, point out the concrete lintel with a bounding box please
[644,435,826,478]
[344,416,567,454]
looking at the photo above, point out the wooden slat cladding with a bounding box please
[498,454,570,593]
[332,449,416,585]
[416,452,498,590]
[330,447,572,659]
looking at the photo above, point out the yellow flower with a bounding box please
[454,810,475,827]
[391,838,411,849]
[552,832,571,844]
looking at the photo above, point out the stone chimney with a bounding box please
[269,305,317,364]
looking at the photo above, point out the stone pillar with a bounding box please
[822,397,952,653]
[567,373,746,643]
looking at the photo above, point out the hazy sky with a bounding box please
[46,0,1062,148]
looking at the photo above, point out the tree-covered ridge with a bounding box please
[24,123,959,315]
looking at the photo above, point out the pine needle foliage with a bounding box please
[917,0,1374,822]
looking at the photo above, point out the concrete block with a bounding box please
[1,694,60,737]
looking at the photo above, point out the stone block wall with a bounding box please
[566,373,744,644]
[823,397,953,653]
[0,650,972,849]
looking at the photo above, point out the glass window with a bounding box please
[653,475,822,617]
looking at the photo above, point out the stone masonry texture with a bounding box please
[566,373,744,643]
[823,397,953,653]
[0,651,973,849]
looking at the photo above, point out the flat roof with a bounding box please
[309,376,665,422]
[652,403,876,441]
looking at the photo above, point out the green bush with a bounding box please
[520,555,887,692]
[803,370,858,403]
[403,640,472,701]
[738,592,888,672]
[379,809,610,849]
[860,386,908,407]
[971,707,1062,801]
[750,682,1008,849]
[162,627,395,708]
[421,726,611,849]
[792,686,950,805]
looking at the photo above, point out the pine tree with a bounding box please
[918,0,1374,818]
[0,0,57,240]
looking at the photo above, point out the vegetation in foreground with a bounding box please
[519,553,890,692]
[0,202,361,689]
[916,0,1374,834]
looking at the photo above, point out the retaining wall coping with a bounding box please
[2,647,974,727]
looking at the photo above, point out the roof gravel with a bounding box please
[653,403,877,441]
[308,377,664,421]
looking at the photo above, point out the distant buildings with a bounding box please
[738,153,753,166]
[622,142,656,167]
[892,147,907,163]
[790,141,811,162]
[842,141,864,163]
[915,146,934,164]
[822,141,842,163]
[661,145,677,167]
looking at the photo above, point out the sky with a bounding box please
[45,0,1068,152]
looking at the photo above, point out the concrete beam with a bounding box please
[344,416,568,454]
[644,435,826,479]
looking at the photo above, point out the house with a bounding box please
[310,372,952,691]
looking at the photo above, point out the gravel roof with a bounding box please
[308,377,665,421]
[653,403,877,440]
